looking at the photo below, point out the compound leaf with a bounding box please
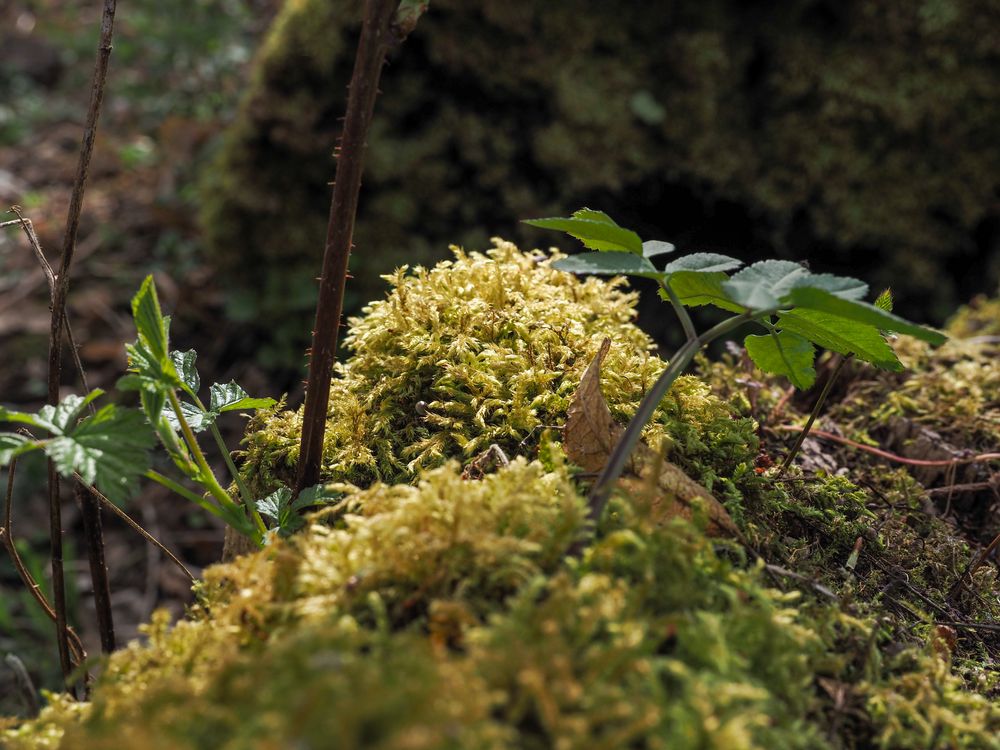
[778,309,902,370]
[552,251,658,278]
[785,288,946,344]
[661,252,742,278]
[209,382,276,414]
[45,403,154,505]
[642,240,676,258]
[0,432,34,463]
[744,331,817,389]
[170,350,201,395]
[131,276,170,365]
[524,209,643,254]
[668,271,744,313]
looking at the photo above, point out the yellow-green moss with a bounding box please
[241,240,758,494]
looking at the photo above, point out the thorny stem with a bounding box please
[296,0,424,494]
[46,0,118,686]
[777,354,850,476]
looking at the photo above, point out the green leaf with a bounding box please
[785,288,947,345]
[874,288,893,312]
[661,253,742,278]
[524,210,643,254]
[294,483,342,512]
[668,271,744,313]
[209,382,276,414]
[551,252,658,278]
[121,339,181,392]
[44,403,154,505]
[131,276,170,364]
[744,331,817,389]
[642,240,676,258]
[0,432,35,463]
[778,309,902,370]
[164,400,213,433]
[170,350,200,395]
[255,487,292,523]
[722,261,869,312]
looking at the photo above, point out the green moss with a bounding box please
[240,240,758,493]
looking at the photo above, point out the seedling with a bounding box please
[526,209,946,520]
[0,276,337,547]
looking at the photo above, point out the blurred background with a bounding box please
[1,0,998,713]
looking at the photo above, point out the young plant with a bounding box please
[526,209,947,520]
[0,276,335,550]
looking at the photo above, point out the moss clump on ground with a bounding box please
[200,0,1000,366]
[240,240,758,496]
[5,250,999,748]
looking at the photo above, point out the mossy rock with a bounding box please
[5,248,1000,748]
[199,0,1000,366]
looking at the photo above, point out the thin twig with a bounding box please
[770,426,1000,468]
[2,454,87,666]
[45,0,119,685]
[296,0,425,493]
[76,477,195,582]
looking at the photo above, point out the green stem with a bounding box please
[190,392,267,537]
[585,310,764,525]
[659,279,697,342]
[145,469,224,518]
[777,354,850,476]
[166,391,247,524]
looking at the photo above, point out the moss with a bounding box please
[6,250,1000,748]
[240,240,758,494]
[199,0,1000,365]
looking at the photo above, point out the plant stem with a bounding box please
[586,311,760,524]
[76,483,114,653]
[296,0,423,494]
[659,280,697,342]
[145,470,224,518]
[45,0,118,689]
[777,354,849,476]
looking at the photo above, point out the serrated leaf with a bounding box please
[170,350,200,394]
[0,432,35,463]
[785,288,947,344]
[524,213,643,254]
[255,487,292,522]
[875,288,893,312]
[722,261,869,312]
[164,400,214,433]
[122,339,181,392]
[668,271,745,313]
[209,381,276,414]
[294,483,342,512]
[661,252,743,278]
[45,404,154,505]
[131,276,170,364]
[744,331,816,389]
[552,252,658,278]
[723,261,808,310]
[642,240,676,258]
[778,309,902,370]
[140,388,167,424]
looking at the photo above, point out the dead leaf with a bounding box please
[564,338,742,539]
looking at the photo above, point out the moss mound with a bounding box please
[241,239,757,495]
[4,248,999,748]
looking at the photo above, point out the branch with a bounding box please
[45,0,118,686]
[296,0,424,493]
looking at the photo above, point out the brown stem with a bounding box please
[76,483,115,653]
[296,0,422,493]
[2,455,87,667]
[46,0,118,686]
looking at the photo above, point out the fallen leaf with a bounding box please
[564,338,742,539]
